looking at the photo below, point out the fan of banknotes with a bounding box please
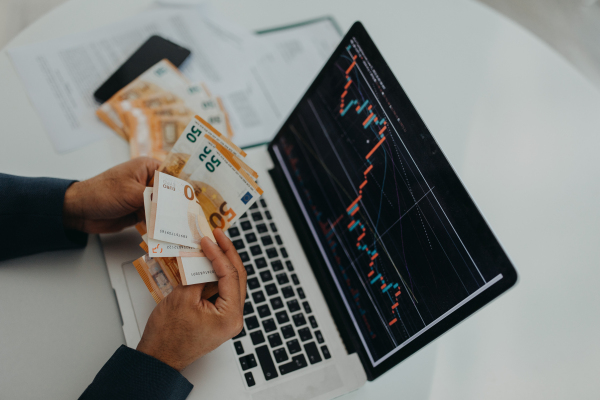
[131,113,262,303]
[96,59,234,161]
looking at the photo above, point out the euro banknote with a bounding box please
[158,115,247,179]
[148,171,214,249]
[185,134,263,231]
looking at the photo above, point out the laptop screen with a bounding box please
[270,23,516,375]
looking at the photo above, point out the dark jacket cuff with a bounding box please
[79,345,193,400]
[0,174,88,261]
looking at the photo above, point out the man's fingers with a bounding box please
[201,236,242,312]
[137,157,161,185]
[213,228,247,307]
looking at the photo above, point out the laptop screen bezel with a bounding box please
[267,21,518,380]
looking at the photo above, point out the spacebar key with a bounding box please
[255,345,279,381]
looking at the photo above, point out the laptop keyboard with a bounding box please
[227,198,331,388]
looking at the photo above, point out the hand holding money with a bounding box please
[136,228,247,371]
[133,114,262,303]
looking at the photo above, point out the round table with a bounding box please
[1,0,600,398]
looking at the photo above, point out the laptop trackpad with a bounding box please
[252,364,344,400]
[123,261,156,336]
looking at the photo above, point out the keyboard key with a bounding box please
[232,239,245,250]
[291,274,300,285]
[250,245,263,256]
[304,342,322,364]
[273,347,288,363]
[257,304,271,318]
[281,324,295,339]
[261,235,273,246]
[260,270,273,282]
[268,332,283,347]
[275,235,283,245]
[287,299,301,313]
[297,287,306,299]
[286,339,301,354]
[281,286,294,299]
[315,330,324,344]
[292,314,307,327]
[248,277,260,290]
[262,318,277,333]
[250,330,265,345]
[255,257,268,269]
[265,211,272,220]
[241,220,252,231]
[243,302,254,315]
[240,212,248,219]
[286,261,294,271]
[298,327,312,342]
[265,283,278,296]
[260,199,267,208]
[246,316,259,330]
[256,223,268,233]
[233,327,246,339]
[234,341,244,355]
[239,354,257,370]
[244,372,255,387]
[276,273,289,285]
[239,251,250,263]
[321,345,331,359]
[266,248,278,259]
[270,296,284,310]
[244,264,255,276]
[309,316,318,328]
[275,310,289,324]
[270,223,278,232]
[252,291,266,304]
[228,227,240,237]
[271,260,284,271]
[245,232,257,243]
[250,202,259,210]
[252,212,263,221]
[302,301,312,314]
[255,345,278,381]
[280,248,288,258]
[279,355,307,375]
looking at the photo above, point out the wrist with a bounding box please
[136,341,188,372]
[63,182,84,231]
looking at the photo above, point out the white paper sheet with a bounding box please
[9,6,341,153]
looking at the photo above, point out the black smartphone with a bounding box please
[93,35,191,104]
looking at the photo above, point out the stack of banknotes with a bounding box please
[96,59,233,161]
[132,115,262,303]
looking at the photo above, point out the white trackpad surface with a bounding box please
[252,364,344,400]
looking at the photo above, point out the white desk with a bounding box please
[1,0,600,399]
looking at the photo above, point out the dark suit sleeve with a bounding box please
[0,173,88,261]
[79,345,193,400]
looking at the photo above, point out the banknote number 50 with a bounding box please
[186,125,203,143]
[209,202,236,229]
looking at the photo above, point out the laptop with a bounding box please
[102,22,518,399]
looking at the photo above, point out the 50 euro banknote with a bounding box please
[185,133,263,231]
[158,115,249,179]
[146,171,220,285]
